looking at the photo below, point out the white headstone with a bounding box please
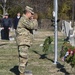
[62,21,73,36]
[69,30,75,46]
[62,21,75,46]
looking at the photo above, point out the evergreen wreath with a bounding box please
[43,36,53,54]
[60,41,75,68]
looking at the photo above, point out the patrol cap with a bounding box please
[4,13,9,16]
[25,6,34,14]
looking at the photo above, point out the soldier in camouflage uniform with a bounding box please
[16,6,38,75]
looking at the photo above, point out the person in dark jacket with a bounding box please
[13,12,21,29]
[1,13,12,40]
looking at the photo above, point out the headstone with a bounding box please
[69,30,75,46]
[62,21,73,37]
[62,21,75,46]
[62,20,66,36]
[64,21,72,37]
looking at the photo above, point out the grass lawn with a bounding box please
[0,30,74,75]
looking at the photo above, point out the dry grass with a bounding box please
[0,29,74,75]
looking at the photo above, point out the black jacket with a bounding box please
[2,18,12,28]
[13,17,20,29]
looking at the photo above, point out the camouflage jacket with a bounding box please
[16,14,38,46]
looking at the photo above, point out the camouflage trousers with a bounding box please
[18,45,29,73]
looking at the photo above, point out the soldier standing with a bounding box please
[16,6,38,75]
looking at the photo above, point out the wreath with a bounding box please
[60,41,75,68]
[43,36,53,54]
